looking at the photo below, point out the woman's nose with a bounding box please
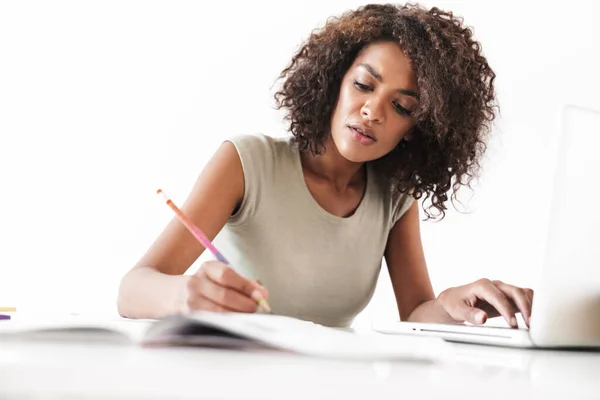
[360,98,385,123]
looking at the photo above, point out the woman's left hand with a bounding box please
[436,279,534,328]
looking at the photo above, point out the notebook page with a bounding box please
[0,314,153,343]
[162,312,442,361]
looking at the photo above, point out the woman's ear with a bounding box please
[398,128,414,148]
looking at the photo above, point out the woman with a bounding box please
[118,3,533,328]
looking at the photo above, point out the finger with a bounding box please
[186,293,235,312]
[525,288,535,322]
[494,282,532,327]
[437,289,487,325]
[193,274,258,313]
[525,288,535,306]
[202,262,265,301]
[472,280,517,327]
[510,286,536,323]
[455,304,488,325]
[254,280,269,298]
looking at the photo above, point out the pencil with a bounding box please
[156,189,271,313]
[0,307,16,312]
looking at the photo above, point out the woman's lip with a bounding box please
[349,126,376,145]
[348,125,375,141]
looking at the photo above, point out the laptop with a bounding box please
[373,104,600,349]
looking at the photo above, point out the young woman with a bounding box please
[118,3,533,329]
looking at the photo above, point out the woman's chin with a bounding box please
[337,146,375,163]
[333,133,381,163]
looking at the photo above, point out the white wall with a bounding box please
[1,1,599,329]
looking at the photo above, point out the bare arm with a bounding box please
[384,201,455,323]
[117,141,245,319]
[385,201,534,327]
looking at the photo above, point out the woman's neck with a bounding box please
[299,136,365,192]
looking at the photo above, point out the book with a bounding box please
[0,311,440,361]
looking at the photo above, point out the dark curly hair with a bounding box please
[274,3,498,220]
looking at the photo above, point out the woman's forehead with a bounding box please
[351,41,417,90]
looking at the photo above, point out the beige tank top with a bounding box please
[211,134,414,327]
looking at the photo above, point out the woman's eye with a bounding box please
[393,102,412,116]
[353,80,372,91]
[354,80,412,117]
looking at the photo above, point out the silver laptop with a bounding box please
[373,104,600,349]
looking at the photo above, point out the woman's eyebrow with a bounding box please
[358,63,383,81]
[358,63,419,100]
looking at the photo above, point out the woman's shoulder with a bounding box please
[223,133,295,225]
[224,133,296,181]
[226,133,291,158]
[368,167,415,227]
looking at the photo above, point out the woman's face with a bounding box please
[330,40,419,163]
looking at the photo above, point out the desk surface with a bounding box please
[1,318,600,400]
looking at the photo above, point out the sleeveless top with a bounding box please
[211,134,414,327]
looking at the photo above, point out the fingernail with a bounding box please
[254,280,267,292]
[510,316,518,327]
[257,298,272,313]
[251,289,263,301]
[475,311,486,324]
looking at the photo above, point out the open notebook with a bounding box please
[0,311,440,361]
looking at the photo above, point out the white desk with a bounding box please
[1,321,599,399]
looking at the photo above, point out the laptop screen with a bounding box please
[544,105,600,265]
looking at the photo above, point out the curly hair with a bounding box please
[274,3,498,220]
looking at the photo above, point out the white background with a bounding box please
[1,0,599,330]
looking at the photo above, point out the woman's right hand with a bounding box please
[183,261,269,313]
